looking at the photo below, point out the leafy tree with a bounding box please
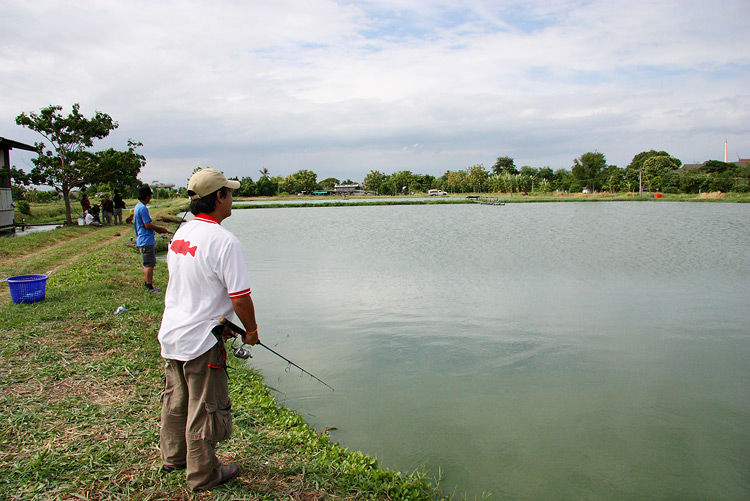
[255,175,277,196]
[519,166,538,178]
[537,178,552,193]
[553,168,575,193]
[318,177,340,190]
[701,160,736,174]
[602,165,624,193]
[444,170,466,193]
[390,170,417,195]
[83,139,146,191]
[572,152,607,192]
[16,103,119,224]
[235,176,256,197]
[538,167,554,181]
[466,164,489,192]
[643,155,680,177]
[1,165,30,186]
[281,169,318,194]
[519,166,538,192]
[417,174,436,192]
[492,156,517,175]
[625,150,681,193]
[363,170,387,192]
[1,165,31,200]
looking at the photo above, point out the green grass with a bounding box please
[0,209,445,500]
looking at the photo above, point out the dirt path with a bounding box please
[2,231,92,268]
[44,233,124,276]
[1,231,124,303]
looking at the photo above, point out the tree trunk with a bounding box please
[62,181,73,225]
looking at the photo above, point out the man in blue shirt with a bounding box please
[134,185,169,292]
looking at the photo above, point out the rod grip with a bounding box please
[218,316,244,336]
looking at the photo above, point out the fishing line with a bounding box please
[219,316,335,391]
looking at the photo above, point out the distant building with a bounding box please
[1,137,36,233]
[333,183,364,194]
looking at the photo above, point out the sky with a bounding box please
[1,0,749,188]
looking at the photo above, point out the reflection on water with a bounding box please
[225,202,750,499]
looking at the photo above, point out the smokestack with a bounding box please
[725,139,728,162]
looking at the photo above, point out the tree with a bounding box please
[553,168,575,192]
[625,150,681,194]
[0,165,32,200]
[235,176,256,197]
[466,164,489,193]
[444,170,466,193]
[255,175,277,196]
[602,165,624,193]
[701,160,736,174]
[283,169,317,194]
[492,156,517,175]
[390,170,416,195]
[572,152,607,192]
[363,170,387,192]
[318,177,340,190]
[16,103,119,224]
[538,167,554,181]
[83,139,146,191]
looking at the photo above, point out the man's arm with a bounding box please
[143,221,169,233]
[230,295,259,345]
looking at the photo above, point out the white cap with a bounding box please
[187,168,240,199]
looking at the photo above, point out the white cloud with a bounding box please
[2,0,749,185]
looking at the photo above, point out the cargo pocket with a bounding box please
[205,401,233,443]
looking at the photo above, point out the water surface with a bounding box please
[225,202,750,499]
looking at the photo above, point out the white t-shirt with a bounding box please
[157,213,252,361]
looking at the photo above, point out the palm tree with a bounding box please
[259,167,270,179]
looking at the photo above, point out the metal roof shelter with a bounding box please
[1,137,37,232]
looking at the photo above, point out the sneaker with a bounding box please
[148,288,162,295]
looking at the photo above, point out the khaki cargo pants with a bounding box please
[160,343,233,491]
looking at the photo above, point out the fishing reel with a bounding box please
[230,337,252,359]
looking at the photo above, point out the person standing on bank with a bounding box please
[113,189,126,224]
[157,168,259,491]
[134,185,169,292]
[80,191,91,213]
[102,195,114,225]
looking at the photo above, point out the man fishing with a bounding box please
[157,168,259,492]
[133,185,169,292]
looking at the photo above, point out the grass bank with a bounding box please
[0,210,444,499]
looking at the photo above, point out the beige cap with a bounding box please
[187,168,240,199]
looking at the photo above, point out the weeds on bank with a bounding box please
[0,218,444,500]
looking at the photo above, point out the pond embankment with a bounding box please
[0,203,442,500]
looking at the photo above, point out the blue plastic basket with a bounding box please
[6,274,49,304]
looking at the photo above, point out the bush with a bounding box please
[16,200,31,216]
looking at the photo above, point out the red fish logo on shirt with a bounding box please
[171,239,197,257]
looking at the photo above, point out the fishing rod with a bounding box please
[219,316,335,392]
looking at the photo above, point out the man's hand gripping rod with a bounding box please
[219,316,335,391]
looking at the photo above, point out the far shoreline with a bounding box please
[8,191,748,228]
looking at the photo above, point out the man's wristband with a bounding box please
[246,327,258,335]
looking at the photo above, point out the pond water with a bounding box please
[224,202,750,499]
[0,223,61,237]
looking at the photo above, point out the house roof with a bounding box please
[0,137,36,152]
